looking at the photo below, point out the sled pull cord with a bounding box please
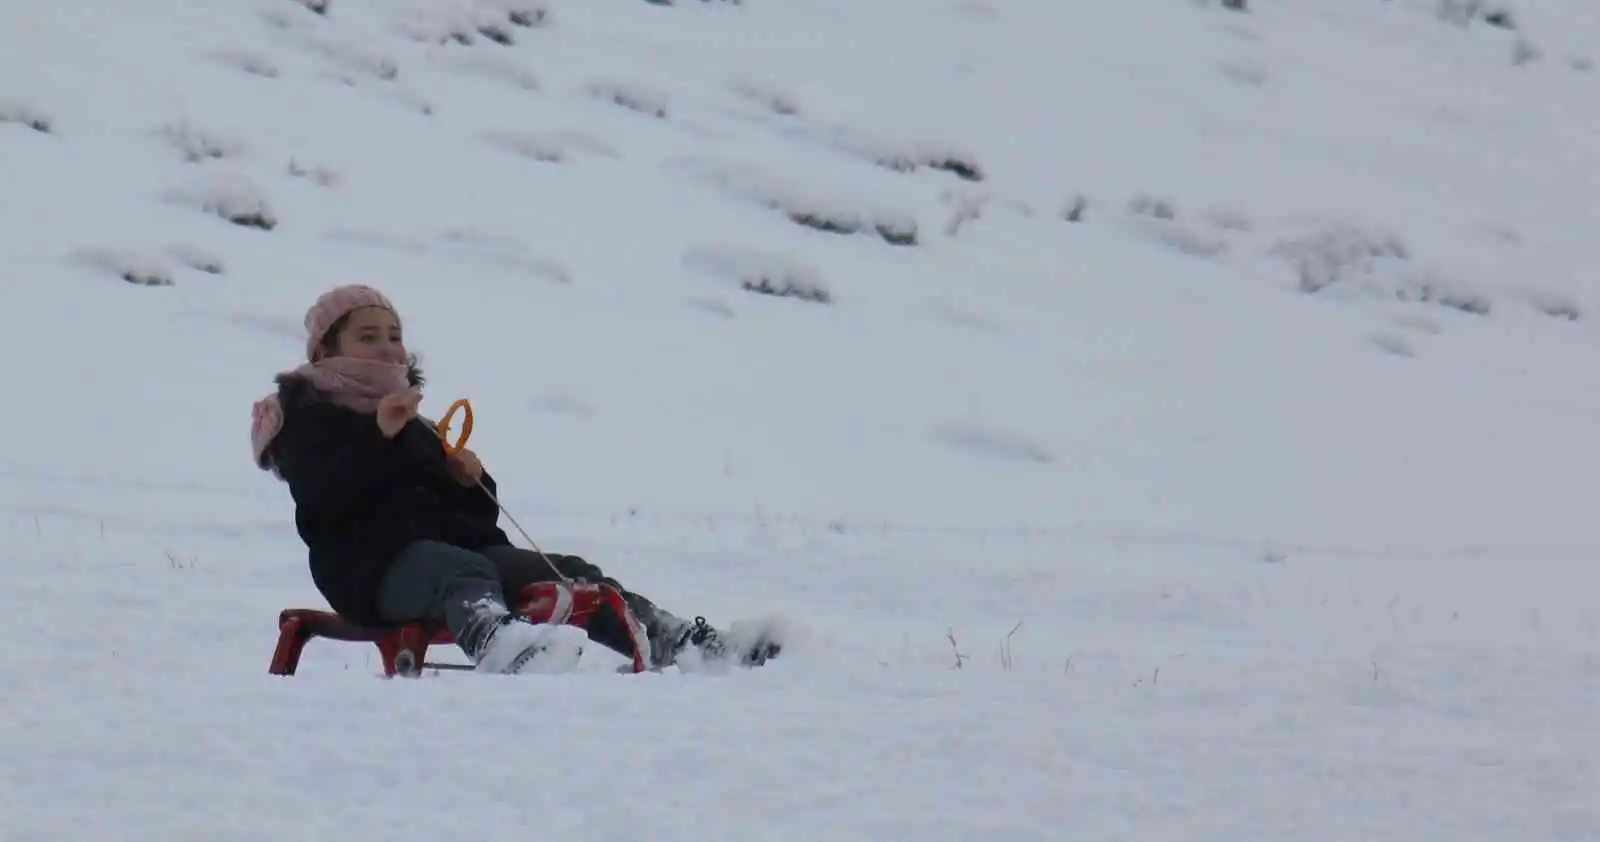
[436,398,573,585]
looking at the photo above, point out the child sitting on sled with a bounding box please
[250,284,780,673]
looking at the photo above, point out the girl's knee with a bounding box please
[452,553,498,583]
[399,540,497,583]
[379,540,503,624]
[558,554,611,583]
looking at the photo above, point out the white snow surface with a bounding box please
[3,0,1600,838]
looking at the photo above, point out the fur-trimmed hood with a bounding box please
[253,360,426,474]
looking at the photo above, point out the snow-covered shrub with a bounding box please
[823,125,915,172]
[206,48,282,79]
[505,5,549,27]
[727,76,802,117]
[586,79,669,119]
[165,173,278,230]
[1483,8,1515,29]
[784,206,917,246]
[1123,196,1229,258]
[168,244,226,275]
[475,23,515,45]
[72,247,173,286]
[1128,194,1178,221]
[1400,273,1491,315]
[267,19,398,81]
[393,0,549,44]
[941,191,988,236]
[157,122,246,163]
[1367,331,1418,358]
[440,53,542,90]
[1217,59,1269,86]
[1201,206,1253,232]
[1521,289,1582,321]
[1512,38,1542,66]
[932,420,1055,466]
[0,99,52,134]
[481,129,620,163]
[1269,221,1409,294]
[1270,221,1491,316]
[683,244,833,305]
[288,158,342,186]
[811,124,984,182]
[1436,0,1485,26]
[482,131,565,163]
[939,188,1036,235]
[1130,216,1230,259]
[1062,195,1088,222]
[784,210,853,235]
[432,23,514,46]
[742,277,831,304]
[678,157,920,246]
[925,151,984,182]
[870,210,919,246]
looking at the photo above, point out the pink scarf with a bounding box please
[251,357,412,470]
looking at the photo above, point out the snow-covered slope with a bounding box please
[3,0,1598,838]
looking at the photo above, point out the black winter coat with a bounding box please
[266,373,511,625]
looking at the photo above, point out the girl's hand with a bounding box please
[376,388,422,438]
[447,447,484,485]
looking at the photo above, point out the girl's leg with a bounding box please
[478,544,689,663]
[376,539,512,659]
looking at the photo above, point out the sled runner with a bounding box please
[269,579,651,677]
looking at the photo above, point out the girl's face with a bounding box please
[329,306,407,364]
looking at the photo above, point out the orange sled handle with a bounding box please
[436,398,474,455]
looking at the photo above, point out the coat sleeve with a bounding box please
[270,403,421,523]
[395,417,503,522]
[452,467,503,522]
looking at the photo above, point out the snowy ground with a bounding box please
[3,0,1600,839]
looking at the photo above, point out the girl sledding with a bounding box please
[251,284,782,675]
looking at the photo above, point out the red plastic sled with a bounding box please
[269,580,650,677]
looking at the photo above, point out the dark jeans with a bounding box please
[375,540,676,660]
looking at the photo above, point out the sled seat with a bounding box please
[269,580,649,677]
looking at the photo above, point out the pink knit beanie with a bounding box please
[303,284,399,361]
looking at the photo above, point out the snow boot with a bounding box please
[473,613,587,674]
[666,616,782,670]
